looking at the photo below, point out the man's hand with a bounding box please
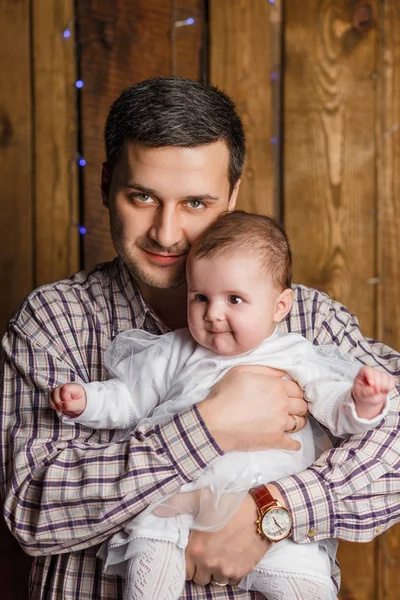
[186,494,269,586]
[49,383,87,418]
[197,365,307,452]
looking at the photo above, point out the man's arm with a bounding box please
[0,309,221,557]
[272,286,400,543]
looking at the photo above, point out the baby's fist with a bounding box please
[49,383,87,418]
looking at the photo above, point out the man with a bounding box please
[1,77,399,600]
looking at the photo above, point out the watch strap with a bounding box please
[249,484,278,512]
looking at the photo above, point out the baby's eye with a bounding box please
[228,295,243,305]
[194,293,208,303]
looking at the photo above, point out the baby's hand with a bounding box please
[352,366,396,419]
[49,383,87,418]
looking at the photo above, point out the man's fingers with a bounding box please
[282,379,306,399]
[186,557,195,581]
[193,568,211,586]
[281,435,301,451]
[287,394,308,417]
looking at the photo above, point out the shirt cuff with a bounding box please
[272,468,335,543]
[155,405,224,484]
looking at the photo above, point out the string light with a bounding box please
[174,17,195,27]
[64,15,195,239]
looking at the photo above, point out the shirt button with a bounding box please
[375,526,382,534]
[307,528,317,537]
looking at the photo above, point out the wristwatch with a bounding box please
[249,484,292,542]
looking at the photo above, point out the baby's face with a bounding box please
[187,254,289,355]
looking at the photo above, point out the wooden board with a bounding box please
[33,0,79,286]
[0,0,33,336]
[284,1,378,598]
[77,0,205,270]
[209,0,280,218]
[284,0,377,340]
[0,1,34,596]
[375,1,400,599]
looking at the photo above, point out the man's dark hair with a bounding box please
[104,77,246,193]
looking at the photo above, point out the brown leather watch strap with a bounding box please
[249,484,277,512]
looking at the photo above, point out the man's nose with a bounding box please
[148,206,183,250]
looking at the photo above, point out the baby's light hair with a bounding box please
[189,210,292,290]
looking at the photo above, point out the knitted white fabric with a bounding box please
[240,567,337,599]
[123,538,186,600]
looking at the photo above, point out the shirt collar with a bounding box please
[114,258,170,335]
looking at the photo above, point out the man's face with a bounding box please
[103,141,239,291]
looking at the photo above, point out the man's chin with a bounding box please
[129,266,186,291]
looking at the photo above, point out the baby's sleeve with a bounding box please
[63,329,177,430]
[287,340,389,436]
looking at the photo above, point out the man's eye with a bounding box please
[187,200,205,210]
[228,295,243,305]
[194,294,208,303]
[129,193,153,203]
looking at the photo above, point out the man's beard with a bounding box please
[124,253,187,290]
[113,233,189,290]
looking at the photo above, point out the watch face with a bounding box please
[261,507,292,541]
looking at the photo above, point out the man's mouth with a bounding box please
[141,249,187,265]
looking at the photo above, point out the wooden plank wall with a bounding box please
[0,1,78,598]
[209,0,280,218]
[77,0,205,270]
[210,1,400,599]
[0,0,79,336]
[0,0,34,340]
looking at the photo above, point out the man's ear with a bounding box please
[101,162,111,208]
[273,288,294,323]
[228,179,241,211]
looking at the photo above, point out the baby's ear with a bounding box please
[273,288,294,323]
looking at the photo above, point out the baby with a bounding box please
[50,211,395,600]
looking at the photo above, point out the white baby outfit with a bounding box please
[64,328,388,600]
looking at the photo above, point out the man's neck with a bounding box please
[136,281,188,331]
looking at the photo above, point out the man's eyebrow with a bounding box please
[184,194,221,202]
[124,183,158,196]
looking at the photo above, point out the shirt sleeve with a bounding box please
[273,287,400,544]
[0,301,222,557]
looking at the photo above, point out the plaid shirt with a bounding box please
[1,258,399,600]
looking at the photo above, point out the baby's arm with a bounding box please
[49,379,139,429]
[352,365,396,419]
